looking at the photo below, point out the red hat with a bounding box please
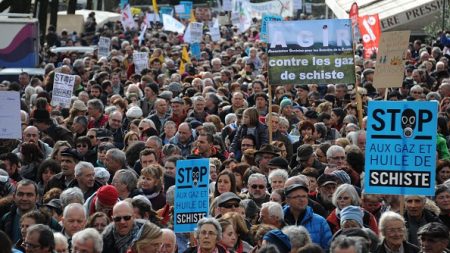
[96,185,119,206]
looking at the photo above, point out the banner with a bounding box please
[231,0,252,33]
[246,0,293,19]
[98,36,111,58]
[133,52,149,74]
[358,14,381,59]
[373,31,410,88]
[260,14,282,42]
[163,14,186,34]
[0,91,21,139]
[51,73,75,108]
[364,101,437,196]
[121,4,136,30]
[190,22,203,43]
[179,1,193,19]
[349,2,359,39]
[174,159,210,233]
[267,19,355,85]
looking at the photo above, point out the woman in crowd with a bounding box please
[122,131,140,152]
[50,141,72,162]
[36,159,61,196]
[437,159,450,184]
[221,212,253,252]
[184,217,228,253]
[213,170,238,198]
[127,221,163,253]
[219,219,238,252]
[374,211,419,253]
[434,184,450,228]
[86,212,111,234]
[137,164,166,210]
[326,183,378,234]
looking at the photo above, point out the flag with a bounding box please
[121,4,136,30]
[163,14,186,34]
[138,24,147,46]
[152,0,159,15]
[179,46,191,74]
[349,2,358,29]
[358,14,381,59]
[189,9,196,22]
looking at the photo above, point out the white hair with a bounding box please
[261,201,284,222]
[72,228,103,253]
[74,161,95,177]
[63,203,86,219]
[268,169,289,184]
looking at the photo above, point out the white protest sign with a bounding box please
[305,2,312,13]
[223,0,232,11]
[210,26,221,42]
[147,13,160,23]
[190,22,203,43]
[0,91,21,139]
[133,52,149,74]
[121,4,136,30]
[98,36,111,58]
[163,14,186,34]
[175,4,185,14]
[183,24,192,43]
[51,73,75,108]
[293,0,302,10]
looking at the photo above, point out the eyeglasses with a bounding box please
[77,144,88,148]
[200,230,217,237]
[221,203,240,209]
[22,242,41,249]
[386,227,405,234]
[251,184,265,189]
[113,215,132,222]
[331,156,346,160]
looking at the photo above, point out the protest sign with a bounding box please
[175,4,185,15]
[373,31,410,88]
[190,43,201,59]
[223,0,232,11]
[179,1,193,19]
[174,159,210,233]
[364,101,438,196]
[51,73,75,108]
[260,14,282,42]
[293,0,302,10]
[267,19,355,85]
[160,6,174,17]
[210,26,221,42]
[121,4,136,30]
[247,0,293,19]
[98,36,111,58]
[231,0,252,33]
[163,14,186,34]
[0,91,21,139]
[190,22,203,43]
[133,52,149,74]
[147,13,160,23]
[358,14,381,59]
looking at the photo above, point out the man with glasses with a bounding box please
[23,224,55,253]
[217,192,241,217]
[247,173,270,208]
[326,145,347,173]
[417,222,450,253]
[160,228,177,253]
[102,201,145,253]
[105,111,125,149]
[283,183,332,249]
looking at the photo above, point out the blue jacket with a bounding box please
[283,205,332,250]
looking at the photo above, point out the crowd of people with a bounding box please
[1,6,450,253]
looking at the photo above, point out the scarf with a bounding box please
[113,221,140,253]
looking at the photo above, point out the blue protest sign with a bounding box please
[364,101,438,196]
[160,6,174,20]
[120,0,128,9]
[260,14,282,42]
[174,159,210,233]
[190,43,201,60]
[179,1,193,19]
